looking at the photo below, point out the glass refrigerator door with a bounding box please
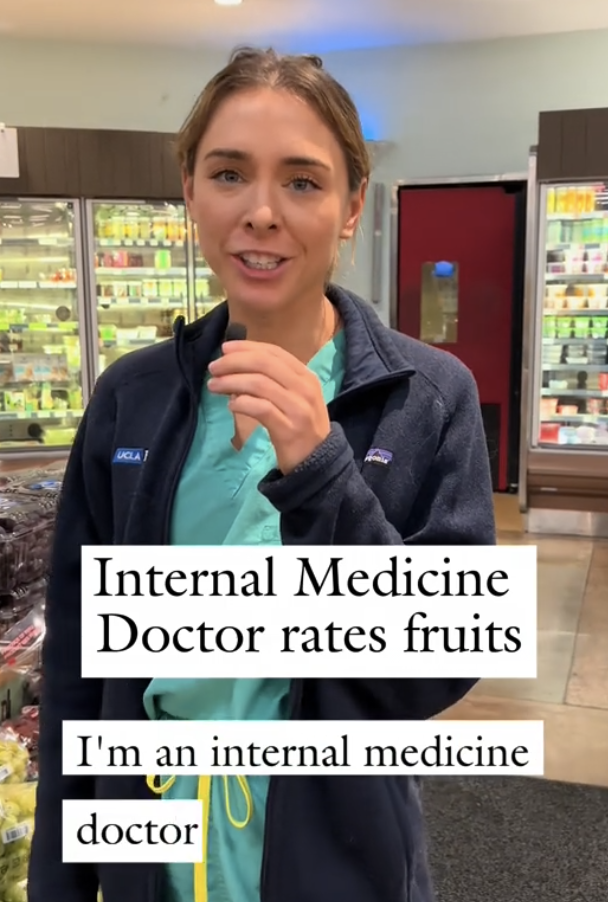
[89,201,189,378]
[0,200,86,452]
[535,182,608,449]
[191,221,225,320]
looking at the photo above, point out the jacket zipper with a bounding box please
[161,324,200,544]
[161,401,198,544]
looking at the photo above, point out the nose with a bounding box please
[243,183,279,232]
[245,205,278,232]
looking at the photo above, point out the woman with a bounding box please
[29,47,495,902]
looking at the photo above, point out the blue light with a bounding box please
[434,261,455,278]
[360,117,381,142]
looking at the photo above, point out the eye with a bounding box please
[289,175,319,193]
[211,169,242,184]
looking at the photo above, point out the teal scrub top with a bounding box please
[143,330,346,902]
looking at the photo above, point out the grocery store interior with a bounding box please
[1,1,608,900]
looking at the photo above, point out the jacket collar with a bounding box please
[173,284,415,396]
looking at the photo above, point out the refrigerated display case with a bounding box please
[87,203,227,378]
[0,195,228,457]
[534,181,608,449]
[0,201,87,452]
[87,200,191,378]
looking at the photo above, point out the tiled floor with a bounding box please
[440,525,608,789]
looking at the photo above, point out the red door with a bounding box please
[396,183,523,492]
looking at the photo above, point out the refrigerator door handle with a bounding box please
[81,199,101,398]
[186,212,197,324]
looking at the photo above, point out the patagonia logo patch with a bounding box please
[112,448,147,465]
[364,447,393,466]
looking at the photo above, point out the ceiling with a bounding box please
[0,0,607,51]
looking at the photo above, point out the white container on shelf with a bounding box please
[137,327,157,341]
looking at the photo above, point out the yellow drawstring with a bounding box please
[146,774,176,794]
[194,776,211,902]
[223,775,253,829]
[147,773,253,902]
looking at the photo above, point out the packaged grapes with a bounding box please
[0,465,64,503]
[1,879,26,902]
[1,711,38,780]
[0,497,55,594]
[0,734,30,787]
[0,782,36,900]
[0,731,37,900]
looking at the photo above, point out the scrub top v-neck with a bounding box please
[143,329,346,902]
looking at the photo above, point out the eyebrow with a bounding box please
[203,148,331,171]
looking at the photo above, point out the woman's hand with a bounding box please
[207,340,331,474]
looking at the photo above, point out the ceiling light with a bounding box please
[214,0,242,5]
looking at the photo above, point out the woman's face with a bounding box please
[184,87,366,314]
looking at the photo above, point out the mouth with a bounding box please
[234,252,288,272]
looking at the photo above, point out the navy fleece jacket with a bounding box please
[29,285,495,902]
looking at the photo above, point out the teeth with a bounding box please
[240,253,283,270]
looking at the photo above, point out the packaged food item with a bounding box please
[1,461,63,484]
[0,732,30,786]
[0,727,36,898]
[0,781,37,899]
[3,472,63,500]
[1,710,38,781]
[2,878,27,902]
[0,580,45,641]
[6,710,38,754]
[21,665,41,709]
[0,604,45,677]
[2,395,25,414]
[0,498,55,593]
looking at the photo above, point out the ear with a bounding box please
[340,179,368,241]
[182,168,194,217]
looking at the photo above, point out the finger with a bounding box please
[209,372,312,428]
[221,339,306,368]
[227,394,290,435]
[209,351,297,390]
[209,372,290,412]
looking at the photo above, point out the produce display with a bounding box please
[0,462,63,899]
